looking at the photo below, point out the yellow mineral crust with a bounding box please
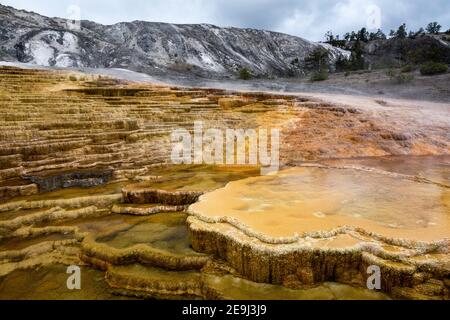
[1,66,449,300]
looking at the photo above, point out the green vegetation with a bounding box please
[342,28,386,43]
[329,20,449,74]
[426,22,441,34]
[324,31,346,48]
[386,68,415,84]
[335,21,445,44]
[390,24,407,38]
[396,74,415,84]
[386,69,396,78]
[420,62,448,75]
[348,41,365,70]
[305,47,330,70]
[238,68,252,80]
[401,65,414,73]
[310,70,328,82]
[334,41,365,72]
[69,75,77,81]
[305,47,330,81]
[335,56,350,72]
[323,21,448,77]
[407,41,450,64]
[369,29,387,41]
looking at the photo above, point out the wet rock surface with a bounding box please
[187,163,450,300]
[23,169,113,192]
[0,66,448,300]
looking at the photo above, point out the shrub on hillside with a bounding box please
[310,70,328,82]
[335,56,350,72]
[395,74,415,84]
[401,65,415,73]
[386,68,415,84]
[239,68,252,80]
[386,69,396,78]
[420,62,448,75]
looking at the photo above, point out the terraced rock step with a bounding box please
[105,264,390,300]
[0,265,125,300]
[0,66,305,202]
[23,168,114,192]
[0,66,448,300]
[187,164,450,300]
[111,204,188,216]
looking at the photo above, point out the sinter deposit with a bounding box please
[0,66,448,300]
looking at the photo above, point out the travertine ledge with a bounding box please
[186,166,450,299]
[187,216,450,299]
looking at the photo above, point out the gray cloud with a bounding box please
[2,0,449,41]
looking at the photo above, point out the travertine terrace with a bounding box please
[0,66,311,199]
[188,164,450,299]
[0,66,448,300]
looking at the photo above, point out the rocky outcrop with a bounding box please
[122,187,203,206]
[104,265,206,299]
[23,169,113,192]
[0,183,38,201]
[0,206,101,237]
[186,165,450,300]
[80,233,209,271]
[0,194,122,213]
[0,4,348,78]
[111,204,188,216]
[361,34,450,67]
[187,216,450,299]
[103,262,390,300]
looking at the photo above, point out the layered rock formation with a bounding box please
[0,66,448,300]
[0,66,300,202]
[187,164,450,299]
[0,4,348,78]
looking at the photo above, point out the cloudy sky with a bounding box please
[2,0,449,41]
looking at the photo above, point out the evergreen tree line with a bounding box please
[325,21,447,47]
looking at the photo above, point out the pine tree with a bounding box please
[325,31,334,42]
[349,40,365,70]
[396,24,407,39]
[357,28,369,42]
[426,22,441,34]
[369,29,386,40]
[305,47,330,71]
